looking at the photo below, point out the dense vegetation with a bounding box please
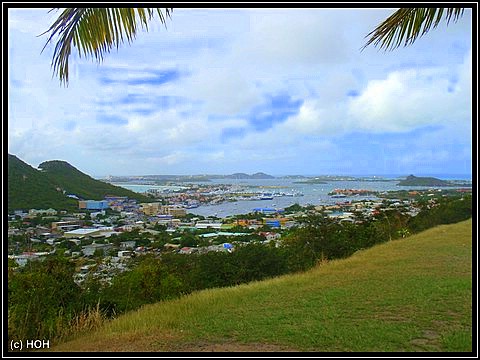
[398,174,454,186]
[38,160,152,202]
[53,219,473,352]
[8,154,78,211]
[7,194,472,347]
[8,154,151,211]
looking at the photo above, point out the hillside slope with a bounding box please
[8,154,151,211]
[38,160,151,203]
[51,219,472,353]
[398,174,452,186]
[8,154,78,211]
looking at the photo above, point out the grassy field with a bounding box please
[51,219,472,352]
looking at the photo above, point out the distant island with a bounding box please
[216,172,275,180]
[398,175,472,187]
[293,175,395,184]
[106,172,276,183]
[293,178,328,184]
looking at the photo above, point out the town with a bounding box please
[7,185,471,286]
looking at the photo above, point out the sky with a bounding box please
[7,6,473,178]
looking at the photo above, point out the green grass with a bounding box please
[51,219,472,352]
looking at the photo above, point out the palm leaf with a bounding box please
[40,8,173,85]
[363,8,465,51]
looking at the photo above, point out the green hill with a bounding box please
[8,154,78,211]
[8,154,151,212]
[51,219,472,352]
[38,160,151,203]
[398,175,452,187]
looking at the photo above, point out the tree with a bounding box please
[8,257,83,340]
[363,8,465,51]
[41,8,173,85]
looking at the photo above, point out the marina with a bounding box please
[112,177,471,218]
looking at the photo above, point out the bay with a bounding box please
[112,177,470,218]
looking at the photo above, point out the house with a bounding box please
[120,240,136,250]
[46,238,62,246]
[82,243,113,256]
[258,232,281,241]
[195,222,223,230]
[69,239,82,246]
[164,243,180,251]
[118,250,133,258]
[9,251,49,267]
[90,210,106,218]
[27,208,58,217]
[134,221,145,229]
[9,253,38,267]
[179,247,199,254]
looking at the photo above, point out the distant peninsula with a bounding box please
[294,178,328,184]
[214,172,275,180]
[106,172,276,183]
[397,175,471,187]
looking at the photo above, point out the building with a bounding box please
[253,208,284,215]
[141,202,162,216]
[161,205,187,217]
[235,219,261,227]
[104,195,129,203]
[51,220,82,232]
[195,221,223,230]
[265,219,281,228]
[120,240,136,249]
[259,232,281,241]
[78,200,109,210]
[64,228,103,239]
[27,208,58,217]
[82,243,113,257]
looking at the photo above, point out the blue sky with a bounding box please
[7,7,473,177]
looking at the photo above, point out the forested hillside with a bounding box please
[38,160,151,203]
[8,154,151,212]
[8,154,77,211]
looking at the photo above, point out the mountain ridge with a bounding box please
[8,154,151,212]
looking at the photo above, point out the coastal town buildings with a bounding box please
[8,184,471,285]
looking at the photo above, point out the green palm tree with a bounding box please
[362,7,465,51]
[41,8,173,85]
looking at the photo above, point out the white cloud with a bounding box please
[230,9,355,70]
[7,8,473,176]
[176,64,263,115]
[347,62,471,133]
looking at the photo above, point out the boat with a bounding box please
[259,193,274,200]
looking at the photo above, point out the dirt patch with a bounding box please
[170,340,300,352]
[50,333,300,353]
[410,329,441,351]
[50,332,183,352]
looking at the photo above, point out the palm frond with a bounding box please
[41,8,173,85]
[362,8,465,51]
